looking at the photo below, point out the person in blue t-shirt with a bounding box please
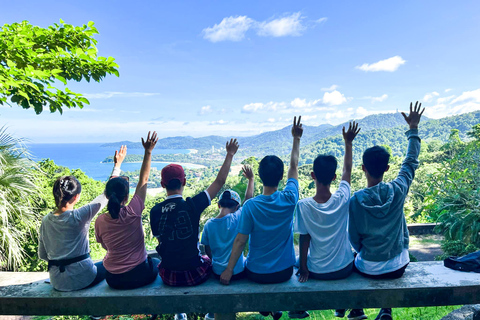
[220,116,303,320]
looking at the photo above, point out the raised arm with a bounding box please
[77,145,128,223]
[135,131,159,203]
[111,145,127,177]
[206,139,239,200]
[242,165,255,202]
[287,116,303,180]
[220,233,249,285]
[341,122,360,184]
[395,102,424,190]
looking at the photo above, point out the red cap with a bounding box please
[161,164,186,187]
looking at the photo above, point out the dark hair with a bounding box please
[313,155,337,185]
[165,179,182,191]
[259,155,284,187]
[106,177,129,219]
[53,176,82,208]
[363,146,391,179]
[218,191,239,210]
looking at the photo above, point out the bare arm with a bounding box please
[242,165,255,202]
[38,234,47,261]
[287,116,303,180]
[135,132,159,203]
[205,245,212,260]
[219,233,248,285]
[297,234,311,282]
[206,139,239,200]
[341,122,360,184]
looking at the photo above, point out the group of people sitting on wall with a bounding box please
[38,102,425,320]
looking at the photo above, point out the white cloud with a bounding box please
[363,94,388,103]
[290,97,322,109]
[451,88,480,104]
[424,88,480,119]
[83,92,159,99]
[209,120,228,125]
[198,105,213,115]
[323,90,348,106]
[301,115,318,121]
[241,101,285,113]
[203,13,325,42]
[355,56,406,72]
[436,95,455,104]
[355,107,370,117]
[321,84,338,92]
[445,88,452,93]
[202,16,254,42]
[423,91,439,102]
[257,12,306,37]
[267,118,275,122]
[325,111,345,120]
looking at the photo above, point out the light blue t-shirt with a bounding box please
[237,178,299,274]
[200,208,246,275]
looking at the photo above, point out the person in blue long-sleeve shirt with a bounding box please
[344,102,425,320]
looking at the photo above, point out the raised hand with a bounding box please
[141,131,159,153]
[342,121,361,144]
[401,101,425,129]
[291,116,303,139]
[226,138,239,156]
[242,165,254,180]
[114,145,127,166]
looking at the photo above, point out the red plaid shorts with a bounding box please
[158,255,212,286]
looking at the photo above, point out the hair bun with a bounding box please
[60,179,70,190]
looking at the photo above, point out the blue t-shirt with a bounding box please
[201,208,245,276]
[237,178,299,274]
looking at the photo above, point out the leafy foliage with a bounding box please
[0,127,40,270]
[0,20,119,114]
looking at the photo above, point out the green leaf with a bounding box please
[87,21,94,28]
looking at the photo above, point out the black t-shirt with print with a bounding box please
[150,192,210,271]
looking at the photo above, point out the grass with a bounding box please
[33,306,461,320]
[409,235,443,247]
[237,306,460,320]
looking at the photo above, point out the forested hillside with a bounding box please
[299,111,480,165]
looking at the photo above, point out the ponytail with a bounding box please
[107,192,121,219]
[53,176,81,208]
[106,177,129,219]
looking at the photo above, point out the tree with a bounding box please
[0,127,40,270]
[0,20,119,114]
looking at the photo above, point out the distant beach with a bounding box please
[27,143,194,181]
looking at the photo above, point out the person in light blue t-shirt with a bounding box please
[201,165,255,279]
[201,166,254,320]
[219,116,304,320]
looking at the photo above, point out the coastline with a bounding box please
[104,161,207,169]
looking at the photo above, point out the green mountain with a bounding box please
[299,111,480,165]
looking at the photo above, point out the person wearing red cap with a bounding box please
[149,138,239,287]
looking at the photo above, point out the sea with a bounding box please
[27,143,196,181]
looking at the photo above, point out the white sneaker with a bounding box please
[204,313,215,320]
[175,314,187,320]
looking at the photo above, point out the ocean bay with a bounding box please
[27,143,193,181]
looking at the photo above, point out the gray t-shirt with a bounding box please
[39,193,109,291]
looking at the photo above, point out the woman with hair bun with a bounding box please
[95,131,159,290]
[38,146,127,291]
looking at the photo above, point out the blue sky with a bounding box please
[1,0,480,142]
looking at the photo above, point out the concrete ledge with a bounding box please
[407,223,439,235]
[1,262,480,316]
